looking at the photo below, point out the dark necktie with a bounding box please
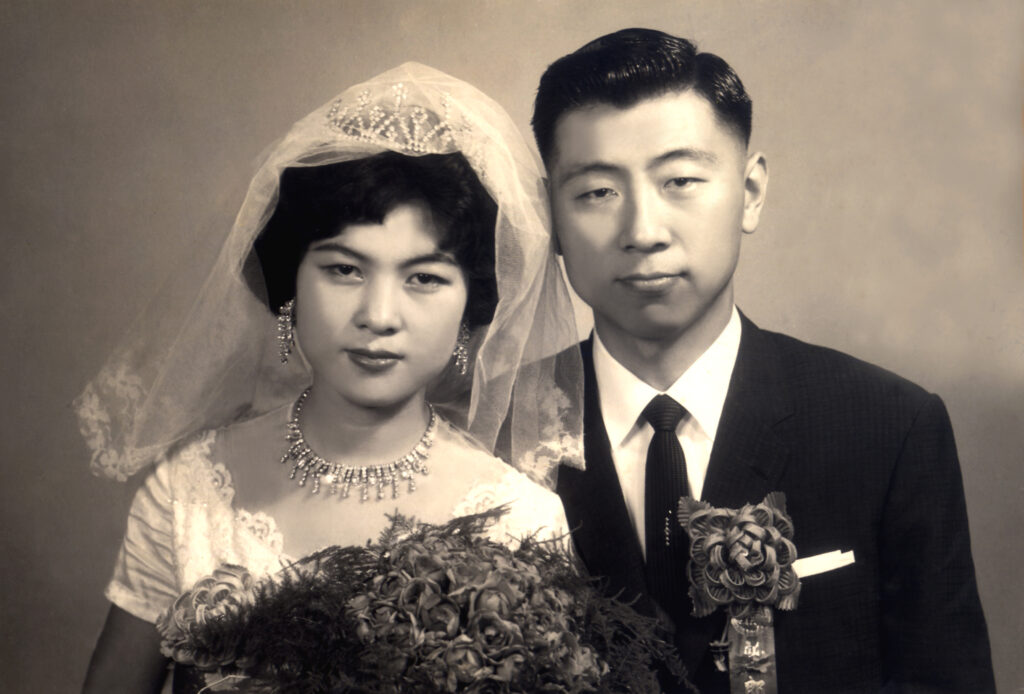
[642,394,689,612]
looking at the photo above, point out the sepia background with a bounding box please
[1,1,1021,691]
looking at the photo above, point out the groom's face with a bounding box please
[548,89,764,344]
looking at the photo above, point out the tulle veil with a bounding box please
[74,62,584,488]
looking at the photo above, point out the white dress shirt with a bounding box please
[592,306,742,557]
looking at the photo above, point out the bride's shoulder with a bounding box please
[211,405,290,461]
[151,404,290,497]
[435,418,556,495]
[157,406,289,469]
[434,418,502,468]
[452,461,568,546]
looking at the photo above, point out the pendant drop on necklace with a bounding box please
[280,388,435,501]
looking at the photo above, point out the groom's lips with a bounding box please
[616,272,685,294]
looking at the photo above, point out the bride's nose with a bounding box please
[354,278,401,335]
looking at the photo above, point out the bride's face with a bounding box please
[294,203,468,410]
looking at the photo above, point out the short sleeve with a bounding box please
[105,462,178,623]
[456,469,572,550]
[503,471,571,543]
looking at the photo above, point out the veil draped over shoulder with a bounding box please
[74,63,583,488]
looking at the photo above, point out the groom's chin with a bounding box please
[598,304,708,344]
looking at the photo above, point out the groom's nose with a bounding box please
[618,187,671,253]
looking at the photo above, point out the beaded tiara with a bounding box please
[327,83,466,154]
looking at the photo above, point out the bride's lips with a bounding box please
[345,348,404,372]
[616,272,685,293]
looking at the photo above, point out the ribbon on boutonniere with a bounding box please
[678,492,801,694]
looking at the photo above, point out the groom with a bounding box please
[534,29,994,692]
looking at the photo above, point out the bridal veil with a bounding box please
[75,63,583,488]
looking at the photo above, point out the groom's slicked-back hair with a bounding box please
[531,28,752,166]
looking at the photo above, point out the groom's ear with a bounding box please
[541,175,563,256]
[741,152,769,234]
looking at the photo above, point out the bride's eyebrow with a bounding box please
[307,241,456,267]
[400,252,458,269]
[307,240,361,258]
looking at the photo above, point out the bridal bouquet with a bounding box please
[157,509,688,693]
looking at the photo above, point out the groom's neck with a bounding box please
[593,300,734,392]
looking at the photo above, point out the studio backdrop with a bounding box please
[1,1,1021,691]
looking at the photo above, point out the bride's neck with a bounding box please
[297,385,431,466]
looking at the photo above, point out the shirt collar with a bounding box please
[593,306,742,447]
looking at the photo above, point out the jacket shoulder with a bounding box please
[753,326,937,413]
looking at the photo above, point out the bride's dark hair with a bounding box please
[252,151,498,328]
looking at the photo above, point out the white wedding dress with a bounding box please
[106,414,569,626]
[81,64,585,694]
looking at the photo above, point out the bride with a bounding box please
[78,64,583,693]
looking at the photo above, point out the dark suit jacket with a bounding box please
[556,314,994,693]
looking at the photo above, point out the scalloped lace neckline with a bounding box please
[187,432,288,558]
[186,426,536,560]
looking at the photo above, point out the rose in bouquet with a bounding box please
[157,564,258,672]
[157,508,692,693]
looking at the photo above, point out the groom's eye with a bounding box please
[663,177,706,197]
[577,188,618,203]
[665,177,697,189]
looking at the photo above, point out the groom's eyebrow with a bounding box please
[556,148,719,187]
[555,162,622,187]
[651,148,719,167]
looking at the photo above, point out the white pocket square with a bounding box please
[792,549,855,578]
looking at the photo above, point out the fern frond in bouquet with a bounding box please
[157,508,691,693]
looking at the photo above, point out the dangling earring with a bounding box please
[277,298,295,363]
[453,323,471,376]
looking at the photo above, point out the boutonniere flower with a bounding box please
[678,491,801,618]
[677,491,801,694]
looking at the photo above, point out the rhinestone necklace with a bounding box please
[281,388,435,501]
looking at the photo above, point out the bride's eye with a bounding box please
[324,264,361,280]
[408,272,450,290]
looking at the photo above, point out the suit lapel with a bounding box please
[701,313,793,508]
[559,320,795,680]
[658,315,793,673]
[557,339,649,603]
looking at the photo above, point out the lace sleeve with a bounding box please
[105,461,178,623]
